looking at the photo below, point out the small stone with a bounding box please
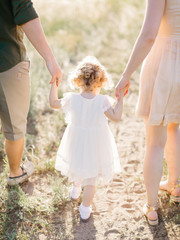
[39,234,47,240]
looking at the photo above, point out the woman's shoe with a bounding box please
[143,204,158,226]
[159,180,180,203]
[79,203,92,222]
[69,185,82,201]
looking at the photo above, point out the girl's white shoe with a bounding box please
[79,203,92,222]
[69,186,82,201]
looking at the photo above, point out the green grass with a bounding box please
[0,159,69,240]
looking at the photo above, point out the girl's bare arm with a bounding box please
[105,94,123,122]
[49,82,62,109]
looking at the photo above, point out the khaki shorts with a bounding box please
[0,61,30,141]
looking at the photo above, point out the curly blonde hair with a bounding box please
[68,56,113,91]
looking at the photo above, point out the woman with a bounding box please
[116,0,180,226]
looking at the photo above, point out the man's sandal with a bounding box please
[159,181,180,203]
[7,159,34,186]
[143,204,158,226]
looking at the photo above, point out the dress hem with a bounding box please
[136,111,180,126]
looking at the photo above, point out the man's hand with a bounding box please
[47,59,62,87]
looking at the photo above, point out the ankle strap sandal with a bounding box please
[143,204,159,226]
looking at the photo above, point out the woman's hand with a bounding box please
[115,75,130,100]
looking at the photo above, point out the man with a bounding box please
[0,0,62,185]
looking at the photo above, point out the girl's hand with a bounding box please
[115,75,130,100]
[116,87,127,101]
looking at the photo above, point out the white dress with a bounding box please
[55,92,121,186]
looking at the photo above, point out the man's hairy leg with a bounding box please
[5,138,24,177]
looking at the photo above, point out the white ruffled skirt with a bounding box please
[55,123,121,186]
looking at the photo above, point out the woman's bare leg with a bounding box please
[143,120,167,220]
[161,123,180,196]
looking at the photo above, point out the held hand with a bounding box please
[115,75,130,100]
[47,59,62,87]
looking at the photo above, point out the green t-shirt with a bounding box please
[0,0,38,72]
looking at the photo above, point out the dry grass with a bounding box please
[0,0,179,239]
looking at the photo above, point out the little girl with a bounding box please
[49,56,123,221]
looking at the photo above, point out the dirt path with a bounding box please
[26,91,179,240]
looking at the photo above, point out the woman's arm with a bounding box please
[21,18,62,86]
[115,0,165,98]
[105,93,123,122]
[49,82,62,109]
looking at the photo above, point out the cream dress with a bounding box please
[55,93,121,186]
[136,0,180,125]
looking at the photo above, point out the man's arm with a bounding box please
[21,18,62,86]
[10,0,61,85]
